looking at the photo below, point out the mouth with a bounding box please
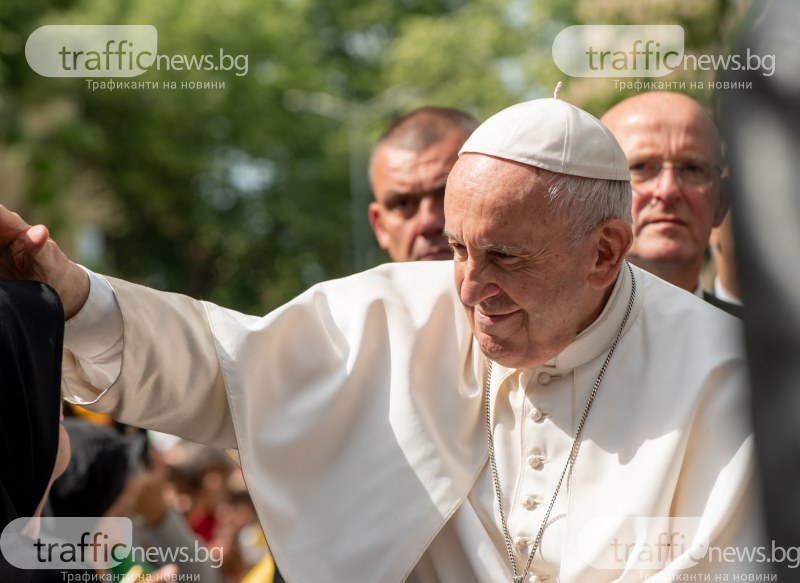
[644,216,687,228]
[474,308,519,326]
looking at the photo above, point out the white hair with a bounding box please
[544,172,632,246]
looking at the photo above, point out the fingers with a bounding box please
[1,205,44,276]
[7,224,50,277]
[0,206,89,317]
[26,224,50,248]
[0,205,31,239]
[9,224,50,270]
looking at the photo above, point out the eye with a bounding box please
[386,195,419,217]
[488,251,520,267]
[677,161,714,187]
[448,241,467,260]
[629,161,656,177]
[490,251,517,264]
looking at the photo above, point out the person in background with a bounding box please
[368,106,478,262]
[601,92,741,317]
[161,438,273,581]
[1,279,178,581]
[1,280,73,582]
[47,419,224,582]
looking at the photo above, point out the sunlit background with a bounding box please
[1,0,754,313]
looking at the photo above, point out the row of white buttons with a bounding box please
[513,371,557,583]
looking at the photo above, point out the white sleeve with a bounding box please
[63,269,123,391]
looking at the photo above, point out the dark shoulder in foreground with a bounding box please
[703,291,745,319]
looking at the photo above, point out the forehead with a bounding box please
[444,154,556,242]
[611,106,720,163]
[370,133,465,195]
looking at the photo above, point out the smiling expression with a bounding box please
[444,154,609,369]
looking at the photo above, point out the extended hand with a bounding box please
[0,205,89,318]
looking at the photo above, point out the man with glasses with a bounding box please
[601,92,739,314]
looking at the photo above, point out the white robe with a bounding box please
[62,261,767,582]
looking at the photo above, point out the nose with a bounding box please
[648,166,682,205]
[458,256,501,307]
[418,195,445,237]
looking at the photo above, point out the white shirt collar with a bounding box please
[714,276,743,306]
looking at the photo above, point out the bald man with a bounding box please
[368,107,479,262]
[602,92,730,300]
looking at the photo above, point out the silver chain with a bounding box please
[485,262,636,583]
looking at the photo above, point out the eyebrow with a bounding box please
[627,151,716,165]
[442,232,528,255]
[481,243,528,255]
[387,175,449,197]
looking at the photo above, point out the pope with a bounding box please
[0,96,768,582]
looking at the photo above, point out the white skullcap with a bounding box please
[459,97,630,181]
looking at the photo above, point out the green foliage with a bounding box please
[0,0,750,313]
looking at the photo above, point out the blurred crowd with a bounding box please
[51,405,280,582]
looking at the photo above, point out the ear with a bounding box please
[587,219,633,289]
[712,177,730,227]
[368,202,391,251]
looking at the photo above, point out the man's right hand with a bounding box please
[0,205,89,319]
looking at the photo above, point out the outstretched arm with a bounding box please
[0,205,89,318]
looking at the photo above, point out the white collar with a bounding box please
[713,276,743,306]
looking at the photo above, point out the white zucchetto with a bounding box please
[459,97,630,181]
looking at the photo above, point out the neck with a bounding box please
[626,256,699,292]
[579,282,616,333]
[716,265,741,302]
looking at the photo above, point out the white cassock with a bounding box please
[62,261,768,582]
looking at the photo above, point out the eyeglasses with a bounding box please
[629,160,720,189]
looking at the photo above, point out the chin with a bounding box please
[633,242,696,264]
[478,337,525,368]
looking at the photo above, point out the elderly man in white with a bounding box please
[0,97,766,582]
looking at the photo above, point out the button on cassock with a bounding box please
[527,454,547,469]
[513,536,530,550]
[521,495,541,510]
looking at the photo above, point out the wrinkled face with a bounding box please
[369,132,468,261]
[609,106,724,270]
[444,154,601,369]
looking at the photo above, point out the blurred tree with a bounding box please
[0,0,752,313]
[1,0,526,313]
[514,0,754,115]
